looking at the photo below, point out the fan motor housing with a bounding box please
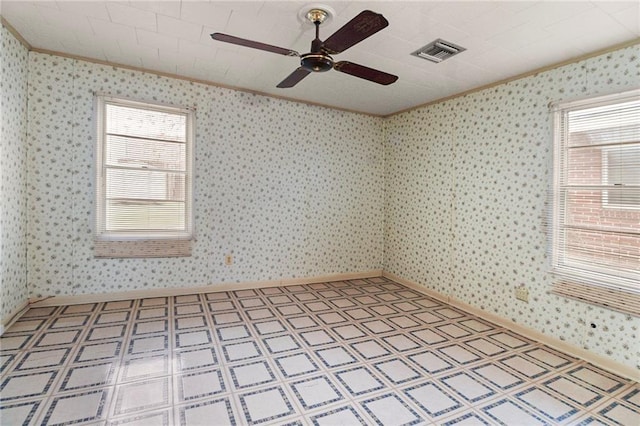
[301,53,333,72]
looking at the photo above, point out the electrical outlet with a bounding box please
[515,285,529,302]
[225,255,233,265]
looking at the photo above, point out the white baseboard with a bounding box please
[28,270,384,308]
[0,300,30,336]
[383,271,640,382]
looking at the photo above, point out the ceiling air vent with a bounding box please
[411,39,465,63]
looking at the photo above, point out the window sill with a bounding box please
[94,239,192,258]
[550,280,640,317]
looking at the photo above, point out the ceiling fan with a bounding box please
[211,8,398,88]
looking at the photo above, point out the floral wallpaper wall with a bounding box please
[0,25,29,323]
[26,52,384,299]
[385,44,640,371]
[9,27,638,373]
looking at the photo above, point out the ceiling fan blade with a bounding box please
[277,68,312,88]
[211,33,299,57]
[334,61,398,85]
[322,10,388,54]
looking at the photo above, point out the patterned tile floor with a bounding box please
[1,277,639,425]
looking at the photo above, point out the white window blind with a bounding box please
[95,96,194,257]
[551,89,640,315]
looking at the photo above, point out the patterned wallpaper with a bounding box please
[385,45,640,370]
[0,25,29,324]
[25,52,384,299]
[3,22,637,372]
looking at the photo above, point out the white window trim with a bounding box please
[95,95,195,243]
[550,88,640,311]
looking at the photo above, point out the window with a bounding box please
[551,89,640,315]
[95,95,194,257]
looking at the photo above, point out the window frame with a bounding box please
[550,89,640,299]
[95,95,194,242]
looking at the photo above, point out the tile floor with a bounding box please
[1,277,639,425]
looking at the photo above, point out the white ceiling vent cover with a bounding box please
[412,39,466,63]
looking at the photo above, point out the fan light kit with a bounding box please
[211,7,398,88]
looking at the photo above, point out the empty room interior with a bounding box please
[1,1,639,425]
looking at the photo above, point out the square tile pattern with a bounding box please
[1,277,638,425]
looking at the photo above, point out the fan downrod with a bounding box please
[301,8,333,72]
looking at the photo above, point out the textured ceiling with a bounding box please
[2,1,639,115]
